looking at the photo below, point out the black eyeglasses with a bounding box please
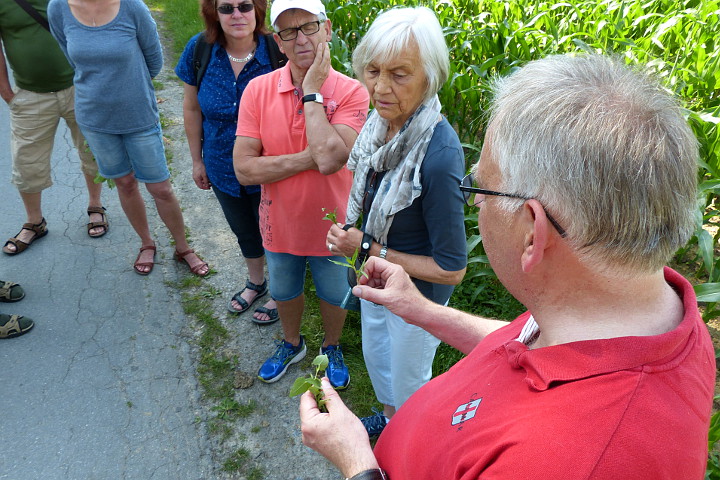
[276,21,322,41]
[459,173,568,238]
[216,3,254,14]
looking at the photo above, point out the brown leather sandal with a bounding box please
[174,248,209,277]
[134,244,156,275]
[0,313,34,339]
[87,206,109,238]
[2,218,48,255]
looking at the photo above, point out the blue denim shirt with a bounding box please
[175,33,273,197]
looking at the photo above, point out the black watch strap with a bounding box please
[346,469,389,480]
[357,231,373,265]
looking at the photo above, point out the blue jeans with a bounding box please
[212,186,264,259]
[81,122,169,183]
[265,250,348,305]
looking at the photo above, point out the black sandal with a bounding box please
[228,279,268,314]
[252,306,279,325]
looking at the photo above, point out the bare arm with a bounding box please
[352,257,508,354]
[302,43,358,175]
[0,40,14,104]
[327,224,466,285]
[181,83,210,190]
[233,135,319,185]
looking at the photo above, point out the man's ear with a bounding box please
[520,199,551,273]
[273,33,285,55]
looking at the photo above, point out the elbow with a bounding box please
[440,267,466,286]
[317,161,344,176]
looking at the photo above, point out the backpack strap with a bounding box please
[192,32,213,88]
[264,33,287,70]
[12,0,50,32]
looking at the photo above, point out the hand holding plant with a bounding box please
[290,354,329,412]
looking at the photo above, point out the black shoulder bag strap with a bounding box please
[192,32,213,88]
[264,33,287,70]
[13,0,51,32]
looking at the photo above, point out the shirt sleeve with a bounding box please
[236,77,261,139]
[175,33,200,86]
[133,0,163,78]
[420,124,468,272]
[47,0,72,69]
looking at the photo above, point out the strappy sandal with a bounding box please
[0,313,34,339]
[134,244,156,275]
[0,281,25,303]
[2,218,48,255]
[228,279,268,314]
[87,206,109,238]
[174,248,209,277]
[252,305,279,325]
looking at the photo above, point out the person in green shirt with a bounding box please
[0,0,107,256]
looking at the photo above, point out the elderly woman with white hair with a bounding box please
[326,6,467,437]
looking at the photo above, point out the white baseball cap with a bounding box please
[270,0,326,28]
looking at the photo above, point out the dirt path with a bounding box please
[153,17,340,480]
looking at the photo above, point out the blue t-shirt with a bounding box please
[362,118,467,304]
[175,34,274,197]
[48,0,163,134]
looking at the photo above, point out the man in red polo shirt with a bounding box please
[298,54,715,480]
[234,0,369,388]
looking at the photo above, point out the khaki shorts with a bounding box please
[9,86,97,193]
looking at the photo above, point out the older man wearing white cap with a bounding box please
[233,0,369,387]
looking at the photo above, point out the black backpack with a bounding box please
[192,32,287,88]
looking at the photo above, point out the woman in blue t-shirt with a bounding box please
[175,0,280,323]
[48,0,209,277]
[326,7,468,438]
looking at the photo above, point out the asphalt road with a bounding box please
[0,32,339,478]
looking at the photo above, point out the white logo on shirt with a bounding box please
[451,398,482,426]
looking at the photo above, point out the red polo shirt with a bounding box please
[236,64,369,256]
[375,267,715,479]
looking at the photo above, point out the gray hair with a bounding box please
[486,54,698,273]
[352,6,449,100]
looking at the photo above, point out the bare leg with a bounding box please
[319,299,346,347]
[84,173,105,236]
[144,179,208,275]
[114,173,154,273]
[4,191,43,253]
[277,295,305,346]
[230,255,277,316]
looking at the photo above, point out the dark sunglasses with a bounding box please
[459,173,568,238]
[217,3,254,14]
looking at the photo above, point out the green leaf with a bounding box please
[288,377,313,397]
[695,283,720,303]
[312,354,329,370]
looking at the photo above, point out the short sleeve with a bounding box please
[175,33,200,86]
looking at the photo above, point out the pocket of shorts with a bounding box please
[7,87,23,111]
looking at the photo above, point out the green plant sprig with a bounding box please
[289,354,329,412]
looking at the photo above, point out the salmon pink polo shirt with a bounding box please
[236,64,369,256]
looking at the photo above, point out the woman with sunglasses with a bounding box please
[325,7,467,437]
[174,0,281,322]
[48,0,209,276]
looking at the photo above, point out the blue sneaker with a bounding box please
[360,407,388,438]
[320,344,350,390]
[258,337,306,383]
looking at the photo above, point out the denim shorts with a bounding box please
[81,123,170,183]
[265,250,349,305]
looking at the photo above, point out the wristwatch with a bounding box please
[301,93,323,104]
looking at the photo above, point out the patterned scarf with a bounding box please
[346,95,442,244]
